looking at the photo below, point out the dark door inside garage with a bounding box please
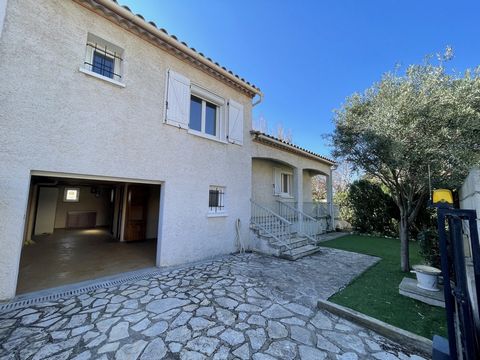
[124,185,148,241]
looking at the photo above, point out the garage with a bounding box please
[17,173,161,294]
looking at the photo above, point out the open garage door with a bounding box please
[17,174,161,294]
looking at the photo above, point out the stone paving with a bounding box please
[0,250,427,359]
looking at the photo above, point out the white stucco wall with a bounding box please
[251,141,332,209]
[0,0,253,299]
[251,159,318,208]
[460,168,480,236]
[303,170,315,202]
[252,159,293,207]
[0,0,7,38]
[251,142,332,177]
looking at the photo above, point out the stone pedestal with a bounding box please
[399,277,445,308]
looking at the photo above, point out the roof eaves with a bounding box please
[251,130,336,165]
[84,0,261,97]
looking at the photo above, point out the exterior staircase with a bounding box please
[250,200,324,260]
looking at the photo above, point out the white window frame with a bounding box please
[188,84,226,142]
[79,33,125,87]
[64,187,80,202]
[274,169,293,198]
[208,185,227,217]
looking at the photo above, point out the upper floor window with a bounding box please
[189,95,218,137]
[81,33,124,86]
[165,70,244,145]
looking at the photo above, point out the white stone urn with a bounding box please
[411,265,442,292]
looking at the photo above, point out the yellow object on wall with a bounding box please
[433,189,453,204]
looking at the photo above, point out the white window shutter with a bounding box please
[227,99,244,145]
[165,70,190,129]
[273,168,281,195]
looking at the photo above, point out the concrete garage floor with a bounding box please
[17,229,156,294]
[0,252,427,359]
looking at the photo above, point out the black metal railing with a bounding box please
[84,42,122,81]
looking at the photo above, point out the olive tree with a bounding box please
[331,53,480,271]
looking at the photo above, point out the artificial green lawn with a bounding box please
[321,235,447,339]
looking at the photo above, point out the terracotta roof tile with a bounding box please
[107,0,260,92]
[251,130,336,165]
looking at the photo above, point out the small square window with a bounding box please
[92,51,115,79]
[64,188,80,202]
[83,33,123,82]
[209,186,225,213]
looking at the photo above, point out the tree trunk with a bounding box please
[399,214,410,272]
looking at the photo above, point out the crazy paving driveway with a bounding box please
[0,250,427,359]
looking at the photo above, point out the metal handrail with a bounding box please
[253,200,292,224]
[277,200,324,243]
[251,199,292,250]
[278,200,318,222]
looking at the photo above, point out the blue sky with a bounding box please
[120,0,480,158]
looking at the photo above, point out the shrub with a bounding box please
[347,179,399,236]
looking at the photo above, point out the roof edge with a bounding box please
[251,130,336,166]
[82,0,262,97]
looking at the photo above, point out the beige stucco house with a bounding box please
[0,0,335,301]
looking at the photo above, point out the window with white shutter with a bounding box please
[227,99,244,145]
[165,70,191,129]
[188,85,226,141]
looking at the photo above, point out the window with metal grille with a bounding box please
[209,186,225,213]
[92,51,115,79]
[83,34,123,83]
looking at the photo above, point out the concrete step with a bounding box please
[280,244,321,261]
[270,237,309,250]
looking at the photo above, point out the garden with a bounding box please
[321,234,446,339]
[322,48,480,341]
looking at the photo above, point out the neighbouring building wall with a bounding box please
[0,0,253,299]
[459,168,480,330]
[460,168,480,236]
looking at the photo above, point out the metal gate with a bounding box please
[435,205,480,359]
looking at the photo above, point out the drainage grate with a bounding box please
[0,268,164,313]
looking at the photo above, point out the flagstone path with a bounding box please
[0,250,427,359]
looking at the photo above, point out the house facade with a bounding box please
[0,0,334,300]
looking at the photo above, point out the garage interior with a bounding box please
[17,175,161,294]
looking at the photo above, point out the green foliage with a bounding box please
[332,59,480,192]
[418,229,441,268]
[322,235,447,339]
[331,50,480,269]
[347,179,399,236]
[333,189,353,224]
